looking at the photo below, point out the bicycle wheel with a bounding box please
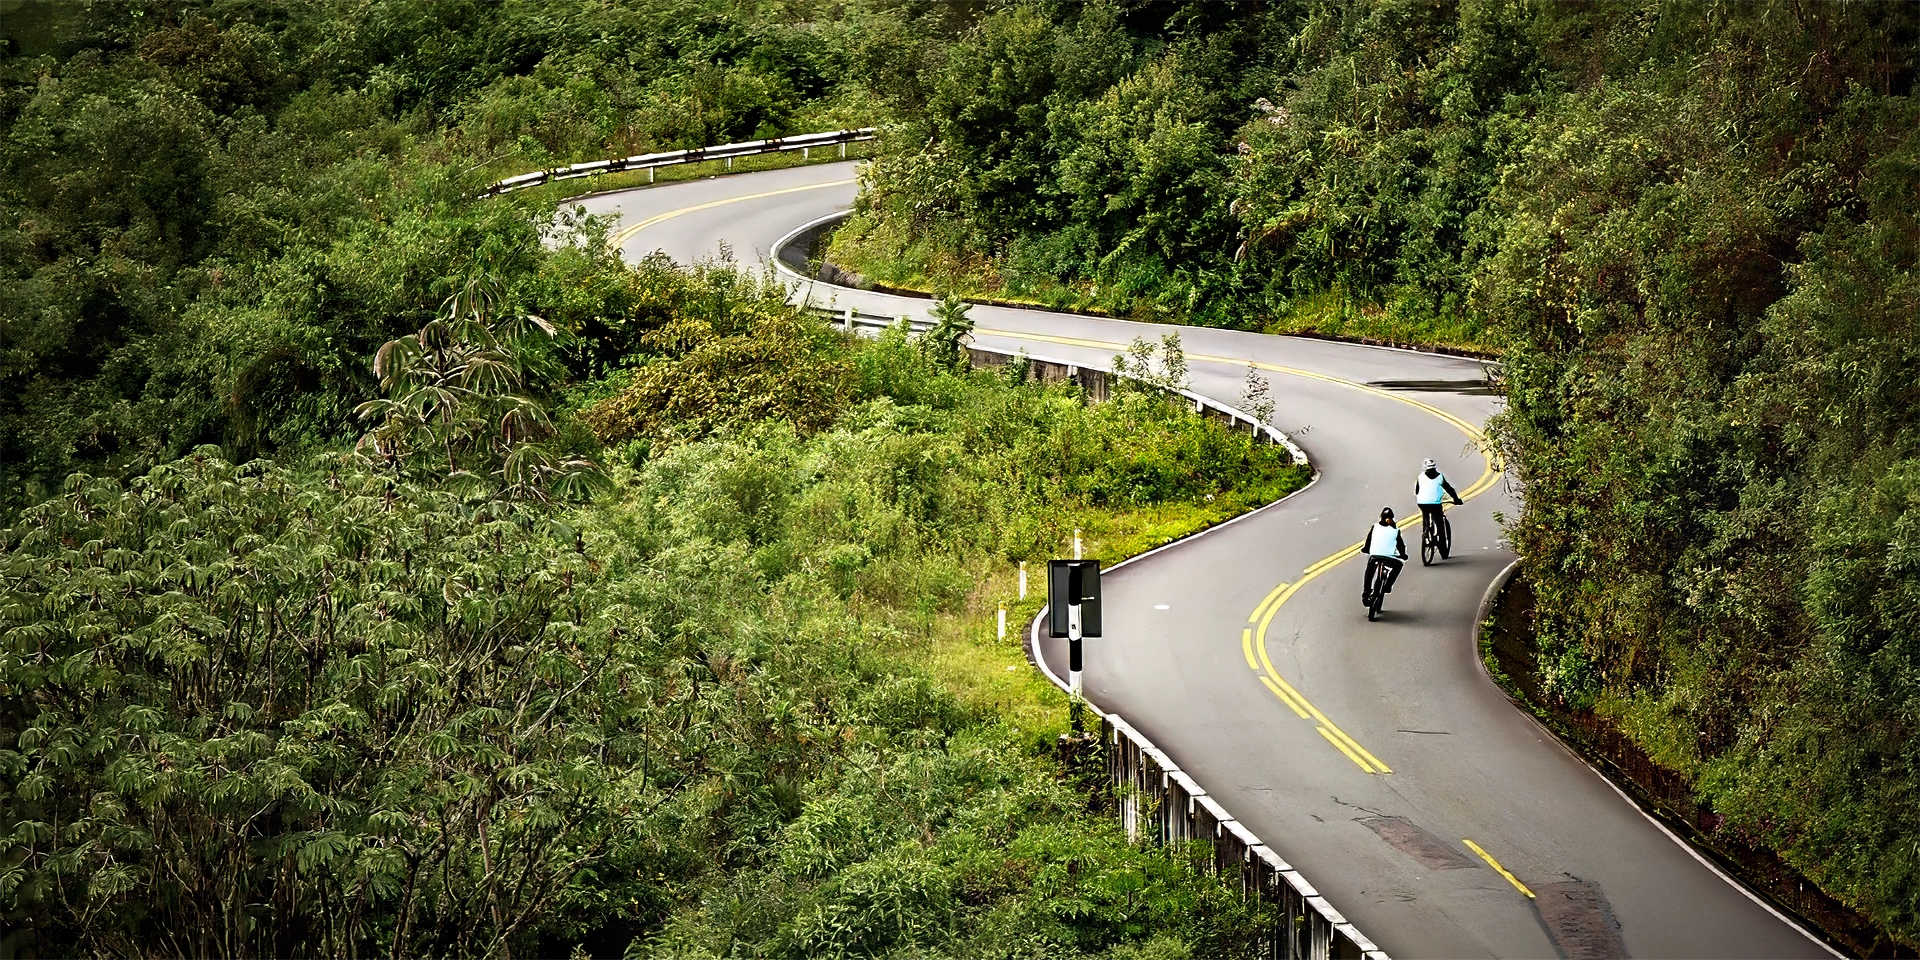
[1440,514,1452,559]
[1367,567,1384,620]
[1421,522,1436,566]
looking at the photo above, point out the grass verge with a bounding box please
[1261,290,1495,357]
[826,217,1502,354]
[920,471,1311,758]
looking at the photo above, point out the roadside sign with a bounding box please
[1047,560,1102,637]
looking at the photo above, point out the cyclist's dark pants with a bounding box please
[1364,555,1404,598]
[1419,503,1446,536]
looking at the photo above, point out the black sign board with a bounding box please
[1047,560,1102,638]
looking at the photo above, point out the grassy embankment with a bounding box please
[825,215,1494,354]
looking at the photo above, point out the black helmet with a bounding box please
[1379,507,1395,523]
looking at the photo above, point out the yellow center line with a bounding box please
[1248,581,1290,627]
[1304,546,1361,577]
[1318,726,1375,770]
[1260,675,1311,719]
[1242,628,1259,671]
[1463,838,1535,898]
[1248,572,1391,773]
[608,178,858,248]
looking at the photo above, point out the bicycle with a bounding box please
[1420,509,1452,566]
[1362,557,1394,621]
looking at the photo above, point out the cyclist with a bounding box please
[1363,506,1407,602]
[1415,458,1464,537]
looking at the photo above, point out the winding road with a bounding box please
[568,161,1837,959]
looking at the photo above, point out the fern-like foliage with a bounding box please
[355,277,603,501]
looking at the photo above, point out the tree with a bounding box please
[0,451,646,957]
[355,278,603,501]
[919,294,976,370]
[1239,365,1274,425]
[1111,333,1189,393]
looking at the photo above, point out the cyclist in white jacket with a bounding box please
[1415,458,1463,539]
[1363,507,1407,601]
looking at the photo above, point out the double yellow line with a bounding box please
[957,329,1503,774]
[1241,368,1498,774]
[1243,612,1395,773]
[1244,371,1498,773]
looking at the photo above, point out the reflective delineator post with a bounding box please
[1068,603,1083,697]
[1074,529,1083,560]
[997,604,1007,641]
[1018,561,1027,599]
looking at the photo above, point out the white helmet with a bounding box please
[1422,458,1437,470]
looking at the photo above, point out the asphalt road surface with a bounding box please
[567,161,1837,959]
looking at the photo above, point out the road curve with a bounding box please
[568,162,1835,959]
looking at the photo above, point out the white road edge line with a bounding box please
[1470,560,1844,958]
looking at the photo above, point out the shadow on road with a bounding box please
[1366,378,1499,396]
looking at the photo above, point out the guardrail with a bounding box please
[483,128,877,196]
[1101,710,1381,959]
[798,305,1310,463]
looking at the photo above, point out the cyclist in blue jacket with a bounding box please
[1363,507,1407,602]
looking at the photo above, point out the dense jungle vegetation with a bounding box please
[0,2,1311,955]
[0,0,929,507]
[829,0,1920,945]
[2,271,1302,956]
[7,0,1920,951]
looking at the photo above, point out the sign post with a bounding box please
[1048,559,1102,729]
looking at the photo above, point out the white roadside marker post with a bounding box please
[1018,561,1027,598]
[997,604,1007,641]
